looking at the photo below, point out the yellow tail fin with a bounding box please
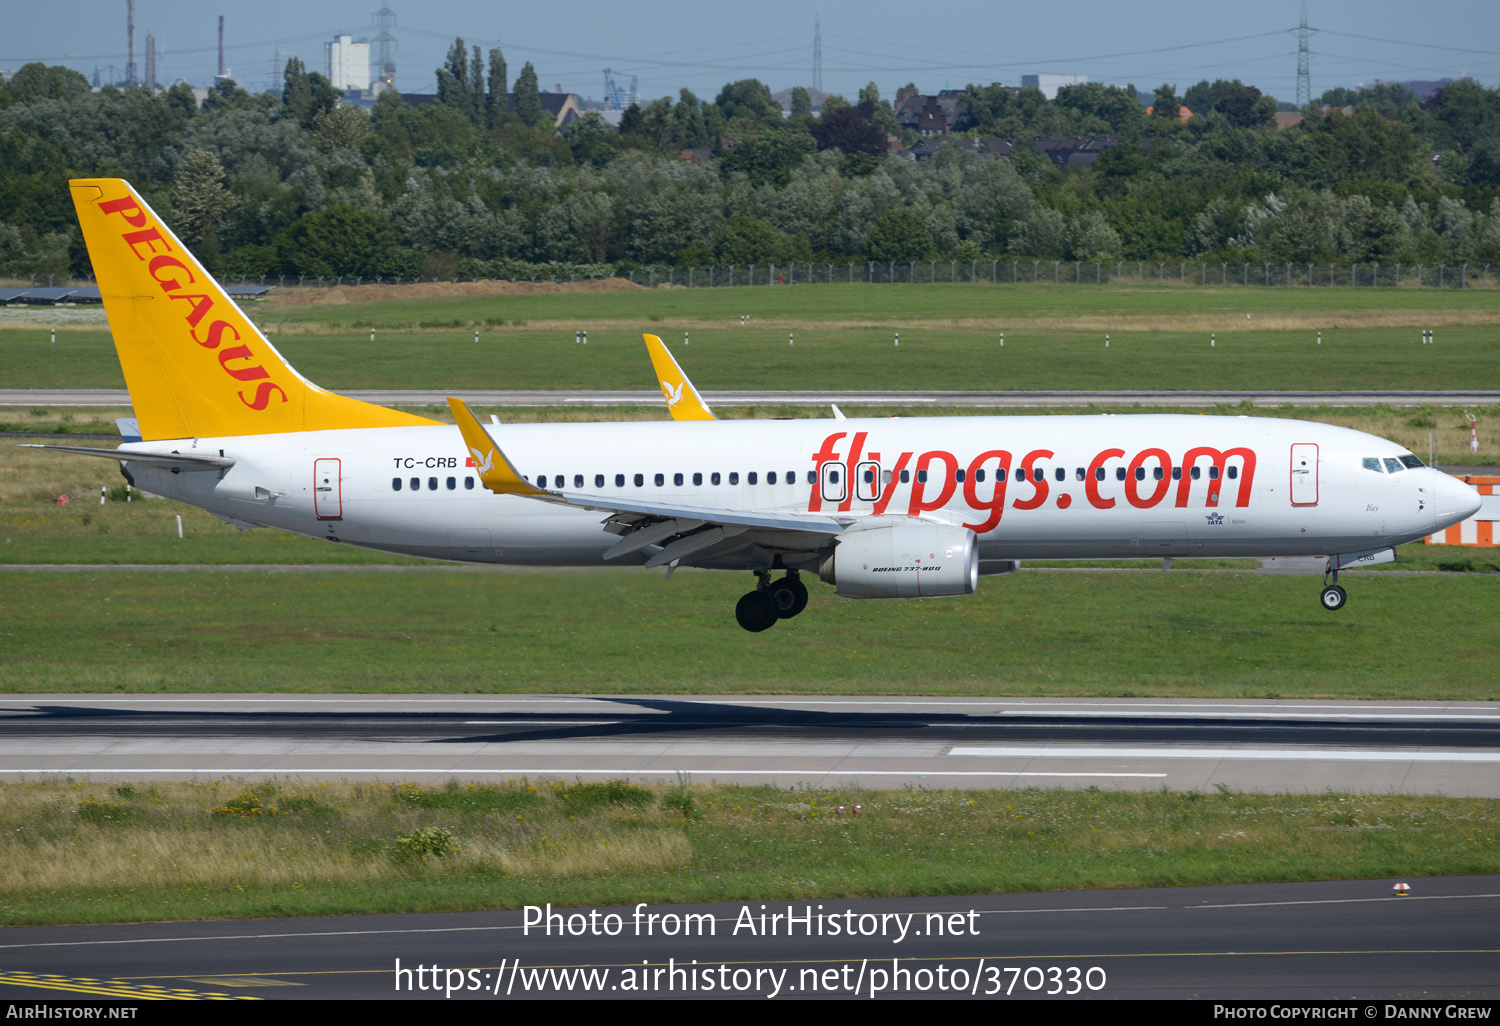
[644,333,717,420]
[70,178,436,440]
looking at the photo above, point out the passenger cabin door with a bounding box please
[1289,443,1319,506]
[314,457,343,520]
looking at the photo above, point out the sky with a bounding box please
[4,0,1499,105]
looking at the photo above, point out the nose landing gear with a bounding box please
[1320,564,1347,611]
[734,570,809,631]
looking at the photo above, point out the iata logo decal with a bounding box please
[660,379,685,409]
[1205,512,1225,525]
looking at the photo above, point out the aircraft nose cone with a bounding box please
[1432,472,1482,525]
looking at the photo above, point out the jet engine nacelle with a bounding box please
[818,518,979,599]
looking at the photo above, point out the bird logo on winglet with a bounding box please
[660,379,685,409]
[469,446,496,474]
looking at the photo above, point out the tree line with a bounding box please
[2,51,1499,282]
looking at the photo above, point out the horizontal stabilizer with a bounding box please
[20,444,235,470]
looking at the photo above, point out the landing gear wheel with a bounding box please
[769,575,809,619]
[1320,585,1347,611]
[735,590,779,632]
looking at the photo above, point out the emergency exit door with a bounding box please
[1290,443,1319,506]
[314,458,343,519]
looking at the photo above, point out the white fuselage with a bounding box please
[118,414,1472,568]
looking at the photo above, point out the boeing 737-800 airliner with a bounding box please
[33,179,1483,631]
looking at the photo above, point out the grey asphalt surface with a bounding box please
[2,876,1497,1000]
[3,695,1497,796]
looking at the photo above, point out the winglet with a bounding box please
[644,333,717,421]
[447,397,547,496]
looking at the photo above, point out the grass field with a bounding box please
[2,565,1496,696]
[3,282,1499,391]
[2,778,1494,926]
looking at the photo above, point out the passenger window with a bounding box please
[917,469,927,483]
[956,468,966,483]
[1191,466,1201,480]
[553,475,563,489]
[1134,467,1145,481]
[1032,468,1043,482]
[712,472,721,485]
[806,471,815,485]
[768,471,777,485]
[1152,467,1163,481]
[1171,467,1181,481]
[693,472,703,486]
[1210,466,1220,480]
[1115,467,1126,481]
[574,475,584,489]
[429,477,438,490]
[976,469,986,483]
[410,477,419,490]
[1227,466,1237,479]
[748,472,758,485]
[673,473,683,486]
[447,476,456,490]
[615,474,625,487]
[392,477,402,491]
[1054,467,1065,482]
[729,472,739,485]
[1094,467,1104,481]
[1075,467,1085,481]
[594,474,604,488]
[634,473,644,487]
[654,473,664,486]
[900,470,911,483]
[1015,468,1025,482]
[466,477,475,490]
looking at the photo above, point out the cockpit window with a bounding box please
[1400,455,1424,469]
[1383,458,1404,474]
[1362,458,1383,473]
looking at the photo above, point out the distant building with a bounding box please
[326,34,371,95]
[894,89,971,137]
[1020,74,1088,100]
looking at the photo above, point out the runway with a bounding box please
[3,695,1498,796]
[2,877,1497,999]
[4,388,1499,408]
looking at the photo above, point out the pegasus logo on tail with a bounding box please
[468,446,496,474]
[660,379,685,409]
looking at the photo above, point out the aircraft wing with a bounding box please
[447,397,842,568]
[20,444,236,471]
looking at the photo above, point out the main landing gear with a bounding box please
[1320,564,1347,612]
[735,570,809,632]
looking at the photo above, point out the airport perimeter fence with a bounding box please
[5,259,1497,295]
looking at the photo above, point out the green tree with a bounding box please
[486,47,509,127]
[790,87,812,119]
[866,208,934,261]
[275,206,415,277]
[171,149,236,257]
[513,62,544,129]
[714,79,782,127]
[713,214,787,264]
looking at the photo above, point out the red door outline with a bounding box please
[314,458,343,520]
[1289,443,1319,506]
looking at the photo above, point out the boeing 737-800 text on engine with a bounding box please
[33,179,1483,631]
